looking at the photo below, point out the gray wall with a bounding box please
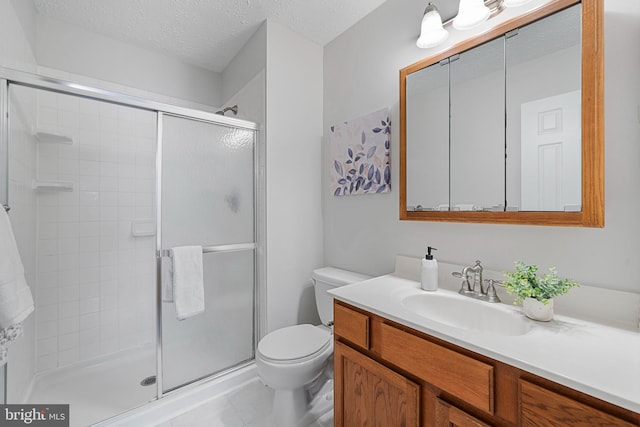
[264,21,324,331]
[1,0,37,73]
[35,14,222,108]
[323,0,640,294]
[221,23,267,106]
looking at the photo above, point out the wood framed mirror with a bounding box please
[399,0,603,226]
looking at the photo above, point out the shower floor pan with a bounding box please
[26,347,156,427]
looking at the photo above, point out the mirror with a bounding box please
[400,0,603,226]
[405,57,449,210]
[450,36,505,210]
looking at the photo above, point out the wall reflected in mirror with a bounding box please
[406,58,449,211]
[451,36,505,210]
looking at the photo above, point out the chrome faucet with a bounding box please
[453,260,501,303]
[468,260,484,296]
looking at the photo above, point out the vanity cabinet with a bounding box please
[333,300,640,427]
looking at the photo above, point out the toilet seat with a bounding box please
[258,324,331,364]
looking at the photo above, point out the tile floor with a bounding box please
[155,378,333,427]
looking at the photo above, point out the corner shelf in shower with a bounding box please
[31,127,74,145]
[32,180,74,192]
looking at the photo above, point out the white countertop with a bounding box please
[329,274,640,413]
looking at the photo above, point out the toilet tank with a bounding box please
[312,267,371,325]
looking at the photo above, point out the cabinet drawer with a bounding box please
[520,380,637,427]
[380,323,494,413]
[436,398,491,427]
[334,303,370,350]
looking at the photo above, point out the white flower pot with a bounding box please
[522,297,553,321]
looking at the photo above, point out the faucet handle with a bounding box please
[484,278,503,287]
[452,271,473,294]
[483,279,502,303]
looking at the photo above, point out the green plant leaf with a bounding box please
[503,261,579,304]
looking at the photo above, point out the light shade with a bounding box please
[453,0,491,30]
[416,3,449,49]
[503,0,534,7]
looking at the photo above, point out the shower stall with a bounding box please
[0,68,262,426]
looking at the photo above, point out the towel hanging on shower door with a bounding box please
[170,245,205,320]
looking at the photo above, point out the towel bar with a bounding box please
[160,243,255,258]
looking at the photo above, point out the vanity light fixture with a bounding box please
[453,0,491,30]
[417,0,504,49]
[416,3,449,48]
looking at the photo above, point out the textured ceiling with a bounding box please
[32,0,388,73]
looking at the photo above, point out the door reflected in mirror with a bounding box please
[505,5,582,212]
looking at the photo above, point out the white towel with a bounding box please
[162,259,175,303]
[0,324,24,365]
[0,208,34,365]
[0,208,34,329]
[170,246,204,320]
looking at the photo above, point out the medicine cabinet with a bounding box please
[399,0,603,226]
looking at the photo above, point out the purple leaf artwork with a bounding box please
[329,108,391,196]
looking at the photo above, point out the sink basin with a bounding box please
[402,292,531,336]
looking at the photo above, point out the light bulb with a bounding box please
[416,3,449,49]
[453,0,490,30]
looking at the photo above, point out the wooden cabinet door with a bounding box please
[334,340,420,427]
[435,398,491,427]
[520,380,637,427]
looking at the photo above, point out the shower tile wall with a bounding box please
[34,89,157,372]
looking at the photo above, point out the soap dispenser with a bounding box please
[421,246,438,291]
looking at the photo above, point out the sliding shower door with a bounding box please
[159,114,256,392]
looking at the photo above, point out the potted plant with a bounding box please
[503,261,579,321]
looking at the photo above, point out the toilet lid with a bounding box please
[258,324,331,361]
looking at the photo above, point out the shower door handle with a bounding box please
[160,242,256,258]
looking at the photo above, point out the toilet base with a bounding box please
[273,388,308,427]
[271,376,334,427]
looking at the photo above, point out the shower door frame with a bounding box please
[0,67,264,404]
[155,111,261,396]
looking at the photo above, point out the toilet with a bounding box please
[256,267,371,426]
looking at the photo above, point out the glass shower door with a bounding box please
[159,114,256,392]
